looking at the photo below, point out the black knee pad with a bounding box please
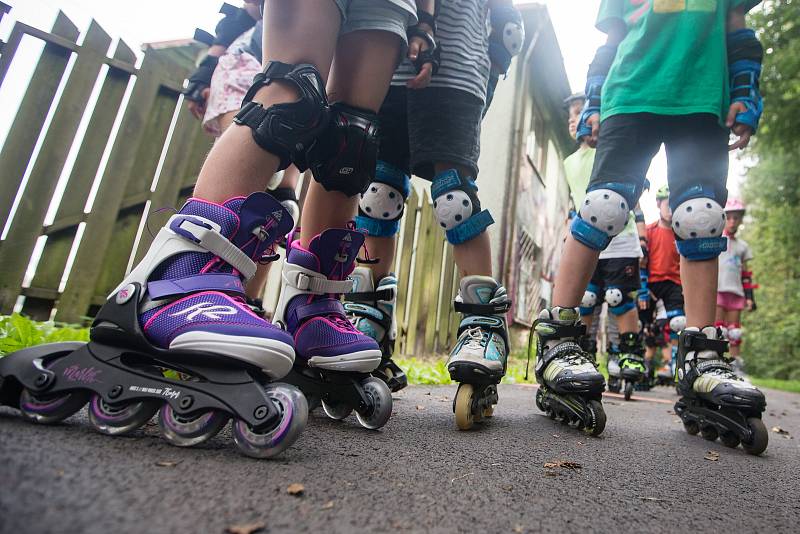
[234,61,329,171]
[301,102,380,198]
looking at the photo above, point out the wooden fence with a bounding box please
[0,9,459,357]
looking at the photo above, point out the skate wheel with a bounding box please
[583,400,606,437]
[232,383,308,459]
[322,398,353,421]
[545,408,556,420]
[483,405,495,418]
[158,405,229,447]
[18,388,90,425]
[454,383,475,431]
[719,431,740,449]
[741,417,768,456]
[624,382,633,401]
[683,420,700,435]
[87,394,160,436]
[355,377,393,430]
[535,389,544,412]
[700,425,718,442]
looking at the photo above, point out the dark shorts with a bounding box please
[589,257,640,294]
[649,280,684,313]
[377,85,483,180]
[590,113,729,210]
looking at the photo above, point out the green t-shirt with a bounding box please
[597,0,761,122]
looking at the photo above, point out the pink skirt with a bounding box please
[202,51,262,137]
[717,291,746,311]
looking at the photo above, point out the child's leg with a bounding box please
[726,308,743,358]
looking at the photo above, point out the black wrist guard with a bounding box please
[184,55,219,103]
[213,4,257,48]
[407,26,440,76]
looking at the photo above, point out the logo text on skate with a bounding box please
[170,302,237,321]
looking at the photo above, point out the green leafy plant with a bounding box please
[0,314,89,356]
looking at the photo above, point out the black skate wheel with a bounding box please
[719,431,740,449]
[87,394,160,436]
[583,399,606,437]
[322,398,353,421]
[19,388,90,425]
[683,420,700,435]
[624,382,633,401]
[232,383,308,459]
[158,405,229,447]
[741,417,768,456]
[454,383,475,430]
[535,388,544,412]
[700,425,718,442]
[355,377,393,430]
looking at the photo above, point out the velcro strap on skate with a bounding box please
[283,270,353,295]
[454,300,511,315]
[169,215,256,280]
[696,358,734,374]
[534,321,586,340]
[343,302,391,330]
[293,299,347,322]
[681,333,728,354]
[147,273,245,300]
[344,288,395,303]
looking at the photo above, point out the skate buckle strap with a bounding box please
[345,287,395,303]
[454,300,511,315]
[169,215,256,280]
[283,270,353,295]
[147,273,245,300]
[293,299,347,322]
[681,332,728,354]
[696,358,733,374]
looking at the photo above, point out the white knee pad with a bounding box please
[727,327,743,342]
[672,197,727,260]
[581,290,598,308]
[604,288,624,307]
[571,188,631,250]
[669,315,687,333]
[434,190,474,230]
[360,182,405,221]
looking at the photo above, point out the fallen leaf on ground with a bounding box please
[544,460,582,470]
[513,525,524,533]
[287,483,305,496]
[416,405,425,410]
[225,522,265,534]
[704,451,720,461]
[450,472,474,484]
[321,501,335,510]
[155,461,180,467]
[771,426,789,435]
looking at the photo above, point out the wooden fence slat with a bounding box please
[0,13,78,234]
[0,20,112,313]
[424,236,446,354]
[394,188,419,356]
[406,191,435,356]
[437,244,456,352]
[55,51,170,322]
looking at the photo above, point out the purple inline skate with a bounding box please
[274,228,393,429]
[0,192,308,459]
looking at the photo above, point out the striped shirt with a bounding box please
[393,0,490,104]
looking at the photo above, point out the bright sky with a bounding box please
[0,0,746,224]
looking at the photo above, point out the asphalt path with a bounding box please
[2,384,799,533]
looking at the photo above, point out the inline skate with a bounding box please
[606,342,622,394]
[344,267,408,392]
[0,193,308,458]
[674,327,768,455]
[274,229,393,429]
[448,276,511,430]
[618,332,646,400]
[532,307,606,436]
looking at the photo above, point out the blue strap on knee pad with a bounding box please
[609,300,635,316]
[571,181,641,251]
[355,161,411,237]
[431,169,494,245]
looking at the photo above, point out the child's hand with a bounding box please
[581,113,601,148]
[726,102,753,151]
[187,88,210,120]
[746,298,754,311]
[406,32,434,89]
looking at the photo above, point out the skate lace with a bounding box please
[463,326,489,350]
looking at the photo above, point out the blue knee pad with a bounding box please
[580,282,601,316]
[606,286,635,316]
[431,169,494,245]
[570,181,641,251]
[354,161,411,237]
[670,186,727,261]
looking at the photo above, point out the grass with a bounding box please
[2,314,800,395]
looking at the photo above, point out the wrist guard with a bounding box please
[408,26,440,75]
[184,55,219,103]
[742,270,758,301]
[213,3,257,48]
[728,29,764,132]
[576,43,617,140]
[488,5,524,76]
[638,268,649,302]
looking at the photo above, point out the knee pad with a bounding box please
[431,169,494,245]
[671,195,727,260]
[304,102,380,198]
[668,312,686,337]
[354,161,411,237]
[579,283,600,316]
[606,287,634,315]
[570,182,639,250]
[234,61,329,171]
[727,323,743,346]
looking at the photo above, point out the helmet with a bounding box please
[563,92,585,107]
[655,185,669,200]
[724,198,746,213]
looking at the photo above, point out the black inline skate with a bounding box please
[618,332,646,400]
[0,193,309,458]
[447,276,511,431]
[344,267,408,392]
[532,307,606,436]
[605,341,622,394]
[674,327,768,455]
[274,229,393,430]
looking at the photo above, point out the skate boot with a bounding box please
[618,332,646,400]
[532,307,606,436]
[0,193,309,458]
[674,326,768,455]
[271,186,300,248]
[606,342,621,393]
[344,267,408,392]
[275,229,392,429]
[577,335,599,367]
[448,276,511,430]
